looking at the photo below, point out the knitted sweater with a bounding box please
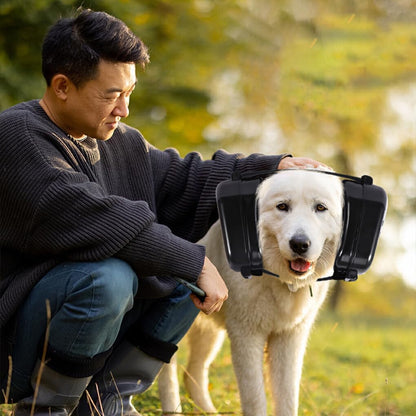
[0,100,285,375]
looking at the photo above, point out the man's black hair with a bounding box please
[42,9,149,87]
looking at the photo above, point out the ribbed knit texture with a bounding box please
[0,100,285,383]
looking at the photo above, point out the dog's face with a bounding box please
[257,170,344,291]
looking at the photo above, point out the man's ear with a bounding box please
[50,74,72,101]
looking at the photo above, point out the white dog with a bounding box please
[158,169,344,416]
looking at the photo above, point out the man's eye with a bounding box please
[316,203,327,212]
[276,203,289,211]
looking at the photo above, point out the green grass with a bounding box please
[135,314,415,415]
[300,314,416,415]
[2,278,415,415]
[136,278,416,415]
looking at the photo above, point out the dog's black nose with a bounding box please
[290,235,311,254]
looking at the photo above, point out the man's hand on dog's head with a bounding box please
[191,257,228,315]
[278,156,332,171]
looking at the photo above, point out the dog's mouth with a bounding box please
[289,258,313,275]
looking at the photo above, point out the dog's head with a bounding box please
[257,169,344,291]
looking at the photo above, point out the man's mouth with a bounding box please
[289,258,313,274]
[107,121,119,129]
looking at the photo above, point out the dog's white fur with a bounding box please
[158,169,344,416]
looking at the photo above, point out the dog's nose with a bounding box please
[290,235,311,255]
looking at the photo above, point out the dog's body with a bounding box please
[159,170,344,416]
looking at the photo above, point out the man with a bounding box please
[0,9,323,415]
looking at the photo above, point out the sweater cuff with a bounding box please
[234,153,292,177]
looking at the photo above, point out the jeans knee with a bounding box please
[91,258,138,316]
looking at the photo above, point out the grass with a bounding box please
[2,278,415,415]
[136,278,416,415]
[299,313,416,415]
[135,315,415,415]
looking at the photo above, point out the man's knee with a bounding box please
[87,258,138,315]
[46,259,139,356]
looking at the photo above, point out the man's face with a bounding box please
[65,60,137,141]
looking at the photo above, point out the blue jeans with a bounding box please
[10,258,198,400]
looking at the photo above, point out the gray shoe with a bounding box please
[14,361,91,416]
[74,341,164,416]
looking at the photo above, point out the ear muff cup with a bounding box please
[216,178,262,278]
[333,178,388,281]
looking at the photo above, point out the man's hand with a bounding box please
[190,257,228,315]
[278,156,331,171]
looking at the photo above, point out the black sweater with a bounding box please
[0,100,285,373]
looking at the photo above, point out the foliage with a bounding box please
[0,1,415,411]
[278,15,416,148]
[1,0,414,214]
[2,1,415,156]
[0,0,76,108]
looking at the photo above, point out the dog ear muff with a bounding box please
[216,177,263,278]
[216,170,388,282]
[328,176,388,281]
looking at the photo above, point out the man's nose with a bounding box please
[114,96,129,118]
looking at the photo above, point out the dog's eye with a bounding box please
[276,203,289,211]
[315,203,327,212]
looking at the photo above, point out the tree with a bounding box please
[1,0,415,293]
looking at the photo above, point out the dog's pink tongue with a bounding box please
[291,259,312,273]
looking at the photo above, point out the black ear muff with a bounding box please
[216,177,262,278]
[216,170,388,282]
[328,175,388,281]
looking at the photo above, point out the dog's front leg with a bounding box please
[229,329,268,416]
[267,321,312,416]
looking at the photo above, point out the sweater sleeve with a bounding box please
[22,169,204,283]
[150,146,288,243]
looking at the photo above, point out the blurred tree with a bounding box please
[0,0,415,293]
[0,0,76,108]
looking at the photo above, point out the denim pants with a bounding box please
[10,258,199,400]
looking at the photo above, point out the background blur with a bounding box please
[1,1,415,414]
[1,0,414,292]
